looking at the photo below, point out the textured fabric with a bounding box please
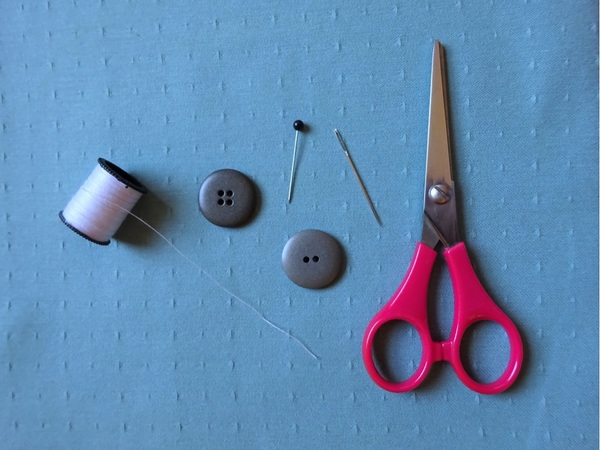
[1,1,598,448]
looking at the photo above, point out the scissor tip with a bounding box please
[433,40,445,63]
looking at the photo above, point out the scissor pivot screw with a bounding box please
[429,183,451,204]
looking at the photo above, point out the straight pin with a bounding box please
[334,128,382,225]
[288,120,305,203]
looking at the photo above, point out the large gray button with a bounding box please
[282,230,345,289]
[199,169,257,227]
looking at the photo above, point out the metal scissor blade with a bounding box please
[426,41,452,185]
[421,40,460,249]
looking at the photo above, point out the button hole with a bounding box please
[217,199,225,206]
[303,256,310,263]
[225,199,233,206]
[226,190,233,197]
[312,256,319,262]
[217,190,225,197]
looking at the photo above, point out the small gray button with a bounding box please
[199,169,257,227]
[282,230,345,289]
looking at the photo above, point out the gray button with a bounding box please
[282,230,345,289]
[199,169,257,227]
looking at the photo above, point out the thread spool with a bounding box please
[59,158,148,245]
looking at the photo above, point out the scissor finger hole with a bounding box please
[372,321,422,383]
[459,321,510,384]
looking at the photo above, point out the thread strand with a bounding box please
[86,187,320,361]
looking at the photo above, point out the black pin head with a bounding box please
[293,120,305,132]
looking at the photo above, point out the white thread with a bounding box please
[61,160,145,244]
[104,200,320,361]
[62,160,319,360]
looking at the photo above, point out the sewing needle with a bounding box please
[334,128,382,226]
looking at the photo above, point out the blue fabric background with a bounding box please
[1,0,598,448]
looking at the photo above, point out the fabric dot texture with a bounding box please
[0,1,597,448]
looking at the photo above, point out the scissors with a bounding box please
[362,41,523,394]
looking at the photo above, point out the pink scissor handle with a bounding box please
[362,243,438,393]
[362,242,523,394]
[443,242,523,394]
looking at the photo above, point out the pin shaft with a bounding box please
[288,130,300,203]
[334,129,381,225]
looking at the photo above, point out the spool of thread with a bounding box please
[59,158,148,245]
